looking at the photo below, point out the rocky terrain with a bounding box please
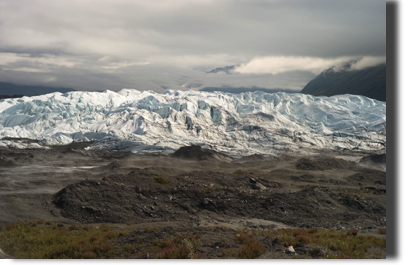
[0,140,386,258]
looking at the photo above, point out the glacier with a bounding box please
[0,89,386,157]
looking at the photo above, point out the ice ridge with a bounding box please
[0,89,386,156]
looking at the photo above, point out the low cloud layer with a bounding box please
[0,0,385,92]
[233,56,386,75]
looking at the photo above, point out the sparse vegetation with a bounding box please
[0,220,386,259]
[235,233,266,259]
[151,233,202,259]
[221,248,238,257]
[347,229,358,236]
[377,227,386,235]
[258,228,386,259]
[0,221,131,259]
[153,176,170,184]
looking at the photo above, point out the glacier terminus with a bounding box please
[0,89,386,157]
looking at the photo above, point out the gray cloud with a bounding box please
[0,0,385,92]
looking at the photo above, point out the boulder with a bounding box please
[285,246,296,254]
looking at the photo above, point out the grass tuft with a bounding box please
[152,233,201,259]
[235,233,266,258]
[154,176,170,185]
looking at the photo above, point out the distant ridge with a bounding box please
[301,64,386,101]
[0,82,75,97]
[200,86,295,94]
[206,65,236,74]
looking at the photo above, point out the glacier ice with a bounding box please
[0,89,386,157]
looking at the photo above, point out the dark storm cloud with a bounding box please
[0,0,385,92]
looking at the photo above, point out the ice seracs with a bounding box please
[0,89,386,157]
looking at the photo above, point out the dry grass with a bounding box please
[0,221,131,259]
[235,233,266,258]
[151,232,202,259]
[259,228,386,259]
[0,221,386,259]
[377,227,386,235]
[347,229,358,236]
[153,176,170,184]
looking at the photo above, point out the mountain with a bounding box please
[200,86,295,94]
[0,82,75,97]
[0,89,385,157]
[300,64,386,101]
[0,95,24,100]
[206,65,236,74]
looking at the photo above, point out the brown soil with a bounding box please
[0,140,386,258]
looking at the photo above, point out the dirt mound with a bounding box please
[295,157,352,171]
[54,141,95,154]
[360,153,386,164]
[99,160,123,170]
[345,169,386,185]
[290,174,315,182]
[0,157,14,167]
[172,145,232,161]
[53,170,385,230]
[237,154,268,162]
[140,167,185,177]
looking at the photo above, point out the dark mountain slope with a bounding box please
[301,64,386,101]
[200,86,295,94]
[0,82,75,97]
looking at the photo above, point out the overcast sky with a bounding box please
[0,0,386,93]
